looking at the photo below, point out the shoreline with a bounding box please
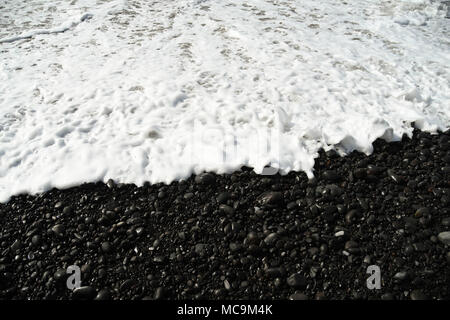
[0,129,449,300]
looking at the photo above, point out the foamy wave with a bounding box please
[0,0,449,202]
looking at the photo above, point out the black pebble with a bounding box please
[73,286,97,300]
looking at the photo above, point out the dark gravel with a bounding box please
[0,129,449,300]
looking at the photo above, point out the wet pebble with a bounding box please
[73,286,97,300]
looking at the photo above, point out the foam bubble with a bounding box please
[0,0,449,202]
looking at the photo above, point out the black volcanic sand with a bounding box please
[0,129,449,300]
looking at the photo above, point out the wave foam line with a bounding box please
[0,13,93,44]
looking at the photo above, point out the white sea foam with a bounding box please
[0,13,93,44]
[0,0,449,202]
